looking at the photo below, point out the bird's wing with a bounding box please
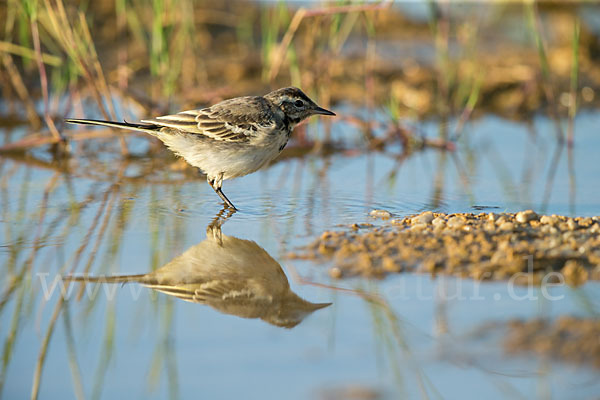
[142,279,263,305]
[140,96,278,143]
[192,280,260,304]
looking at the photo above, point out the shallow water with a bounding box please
[1,112,600,399]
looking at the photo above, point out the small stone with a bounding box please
[447,216,464,228]
[329,267,343,279]
[484,222,496,231]
[579,217,593,227]
[540,215,554,225]
[369,209,392,219]
[432,217,446,227]
[413,211,435,224]
[516,210,538,223]
[410,223,427,231]
[567,219,578,231]
[499,222,515,231]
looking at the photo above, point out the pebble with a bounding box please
[432,217,446,227]
[369,209,392,219]
[410,223,427,231]
[447,216,464,228]
[540,215,557,225]
[329,267,343,279]
[579,217,593,227]
[413,211,435,224]
[516,210,538,223]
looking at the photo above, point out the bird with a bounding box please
[64,221,331,328]
[66,87,335,210]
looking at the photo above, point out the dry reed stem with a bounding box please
[567,19,580,147]
[268,0,392,81]
[42,0,128,153]
[30,296,63,400]
[268,8,307,82]
[75,176,122,301]
[30,168,122,399]
[286,263,385,305]
[30,17,63,141]
[0,41,62,66]
[1,54,42,129]
[0,128,142,152]
[528,1,564,142]
[62,310,85,400]
[0,174,60,312]
[78,11,129,155]
[2,174,63,399]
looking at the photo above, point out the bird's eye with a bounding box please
[294,100,304,108]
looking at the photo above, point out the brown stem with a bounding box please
[30,17,64,141]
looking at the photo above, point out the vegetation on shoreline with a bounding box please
[1,1,596,155]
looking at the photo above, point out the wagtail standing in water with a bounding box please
[67,87,335,209]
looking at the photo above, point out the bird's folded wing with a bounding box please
[192,280,258,304]
[140,97,277,143]
[143,279,264,305]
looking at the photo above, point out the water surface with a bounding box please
[1,113,599,399]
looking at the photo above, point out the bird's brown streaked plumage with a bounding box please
[66,87,335,210]
[140,96,279,143]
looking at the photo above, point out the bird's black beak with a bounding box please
[312,106,336,116]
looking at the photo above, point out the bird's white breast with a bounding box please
[158,125,291,180]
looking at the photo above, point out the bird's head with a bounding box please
[262,292,332,329]
[264,87,335,125]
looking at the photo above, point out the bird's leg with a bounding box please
[206,222,223,246]
[215,188,237,211]
[208,205,236,230]
[206,206,237,246]
[207,175,237,210]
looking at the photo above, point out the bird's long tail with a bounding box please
[63,273,147,284]
[65,118,161,135]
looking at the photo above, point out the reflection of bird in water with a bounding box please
[65,219,330,328]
